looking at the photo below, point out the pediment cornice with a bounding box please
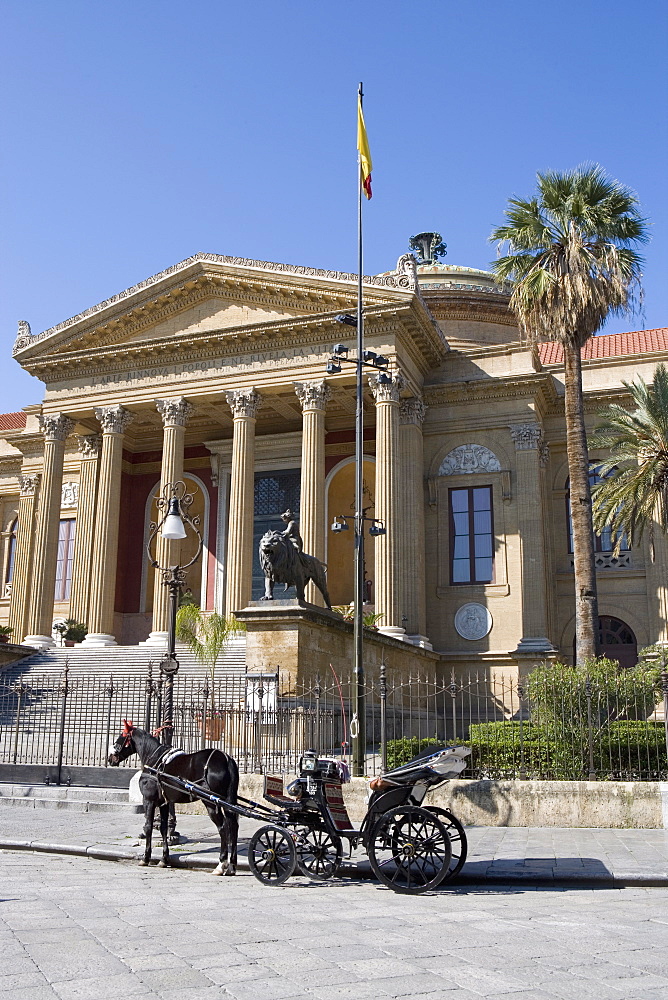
[22,298,449,383]
[13,252,422,361]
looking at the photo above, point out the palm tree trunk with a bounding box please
[564,343,600,663]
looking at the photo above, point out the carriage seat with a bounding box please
[263,774,304,808]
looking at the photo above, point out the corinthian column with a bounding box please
[510,423,555,654]
[295,380,331,605]
[370,373,404,637]
[225,388,262,614]
[24,414,74,647]
[145,398,194,645]
[82,406,134,646]
[68,435,101,627]
[399,397,429,645]
[8,474,40,641]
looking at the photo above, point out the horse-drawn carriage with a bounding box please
[109,723,470,895]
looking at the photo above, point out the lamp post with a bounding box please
[146,481,203,747]
[326,320,396,776]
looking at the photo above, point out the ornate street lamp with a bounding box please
[146,481,203,747]
[326,317,395,776]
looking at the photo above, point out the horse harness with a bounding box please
[146,746,219,806]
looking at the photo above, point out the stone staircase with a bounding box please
[0,640,249,781]
[0,782,142,814]
[0,638,247,681]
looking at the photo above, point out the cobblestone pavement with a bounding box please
[1,808,667,884]
[1,850,668,1000]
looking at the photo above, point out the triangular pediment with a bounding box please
[13,252,418,363]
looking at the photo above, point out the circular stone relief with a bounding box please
[454,603,492,640]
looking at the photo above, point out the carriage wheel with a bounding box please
[295,827,343,880]
[248,825,297,886]
[425,807,468,881]
[368,806,452,895]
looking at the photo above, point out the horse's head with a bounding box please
[108,719,137,766]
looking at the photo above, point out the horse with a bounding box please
[108,721,239,874]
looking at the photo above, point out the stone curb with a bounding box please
[2,838,667,887]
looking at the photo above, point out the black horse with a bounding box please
[108,721,239,873]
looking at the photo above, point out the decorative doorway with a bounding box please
[252,470,301,600]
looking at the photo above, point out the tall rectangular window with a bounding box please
[449,486,494,584]
[54,519,76,601]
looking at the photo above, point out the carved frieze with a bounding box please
[19,474,40,497]
[155,397,194,428]
[78,434,101,459]
[94,405,135,435]
[510,423,543,451]
[39,414,74,442]
[13,320,32,353]
[293,380,332,412]
[439,444,501,476]
[225,388,262,419]
[399,397,426,426]
[61,482,79,508]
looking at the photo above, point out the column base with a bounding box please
[377,625,407,640]
[80,633,118,647]
[22,635,56,650]
[140,631,169,648]
[512,637,557,654]
[405,634,433,651]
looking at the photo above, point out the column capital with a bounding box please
[155,397,194,428]
[399,396,426,426]
[225,388,262,419]
[510,422,543,451]
[39,413,74,442]
[369,371,404,404]
[294,380,332,412]
[95,405,134,435]
[78,434,101,459]
[19,473,40,497]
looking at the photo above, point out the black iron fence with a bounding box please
[1,660,667,780]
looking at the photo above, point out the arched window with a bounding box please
[4,518,17,596]
[573,616,637,668]
[566,464,628,554]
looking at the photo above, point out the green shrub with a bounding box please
[526,657,661,730]
[385,736,442,770]
[465,720,667,780]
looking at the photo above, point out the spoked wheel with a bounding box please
[425,807,468,881]
[247,825,297,886]
[368,806,452,895]
[295,827,343,880]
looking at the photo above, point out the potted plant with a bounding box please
[0,624,13,644]
[175,606,241,740]
[63,619,87,645]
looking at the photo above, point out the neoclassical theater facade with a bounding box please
[1,245,667,672]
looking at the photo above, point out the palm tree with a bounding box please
[175,606,239,739]
[590,363,668,552]
[490,165,647,663]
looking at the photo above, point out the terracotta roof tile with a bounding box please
[0,412,26,431]
[538,328,668,366]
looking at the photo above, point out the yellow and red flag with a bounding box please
[357,93,372,200]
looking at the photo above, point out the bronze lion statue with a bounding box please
[259,530,332,609]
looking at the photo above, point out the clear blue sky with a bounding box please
[1,0,666,413]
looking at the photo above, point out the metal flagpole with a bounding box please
[352,81,366,777]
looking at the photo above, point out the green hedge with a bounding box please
[385,721,667,780]
[466,720,667,780]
